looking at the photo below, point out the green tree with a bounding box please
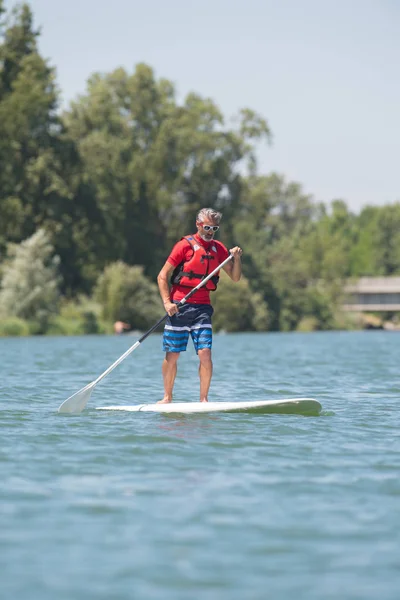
[347,204,400,276]
[0,228,61,331]
[62,63,271,286]
[348,205,379,275]
[0,2,68,254]
[371,204,400,275]
[94,261,164,330]
[212,271,269,332]
[232,174,323,329]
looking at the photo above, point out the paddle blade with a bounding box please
[58,383,94,414]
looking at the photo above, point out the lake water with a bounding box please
[1,331,400,599]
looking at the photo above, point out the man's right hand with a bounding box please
[164,301,179,317]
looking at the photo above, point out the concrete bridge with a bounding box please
[343,277,400,312]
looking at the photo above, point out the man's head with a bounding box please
[196,208,222,242]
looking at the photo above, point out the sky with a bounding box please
[4,0,400,212]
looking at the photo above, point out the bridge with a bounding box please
[343,277,400,312]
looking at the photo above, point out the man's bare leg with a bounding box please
[158,352,180,403]
[198,348,212,402]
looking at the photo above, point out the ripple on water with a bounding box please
[1,332,400,600]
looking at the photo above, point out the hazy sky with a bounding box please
[5,0,400,211]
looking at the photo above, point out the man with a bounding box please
[157,207,243,403]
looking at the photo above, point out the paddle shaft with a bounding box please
[91,253,233,387]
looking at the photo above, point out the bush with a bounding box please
[211,272,269,332]
[333,310,364,331]
[94,262,163,331]
[55,296,102,334]
[0,229,61,332]
[82,311,99,334]
[46,317,82,336]
[46,312,102,336]
[0,317,30,337]
[296,316,319,332]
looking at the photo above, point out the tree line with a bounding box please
[1,2,399,336]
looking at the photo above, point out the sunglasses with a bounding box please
[200,224,219,232]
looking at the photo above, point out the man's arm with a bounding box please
[157,261,179,316]
[222,246,242,282]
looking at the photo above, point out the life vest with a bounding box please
[171,236,220,291]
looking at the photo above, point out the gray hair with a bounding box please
[196,207,222,224]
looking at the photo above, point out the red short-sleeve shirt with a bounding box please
[167,233,229,304]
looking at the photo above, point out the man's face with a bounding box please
[196,218,219,242]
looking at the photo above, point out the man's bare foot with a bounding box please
[200,398,208,403]
[157,398,172,404]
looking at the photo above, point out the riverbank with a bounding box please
[1,312,399,337]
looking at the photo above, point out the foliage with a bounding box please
[0,3,68,258]
[46,315,105,336]
[211,272,269,332]
[296,317,319,332]
[0,316,30,336]
[60,62,270,285]
[94,261,164,330]
[43,295,103,335]
[0,229,61,331]
[0,1,399,335]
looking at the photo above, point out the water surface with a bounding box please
[1,331,400,599]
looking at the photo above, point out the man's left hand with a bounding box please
[229,246,243,259]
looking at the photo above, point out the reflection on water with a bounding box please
[157,415,215,439]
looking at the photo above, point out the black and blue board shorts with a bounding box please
[163,304,214,354]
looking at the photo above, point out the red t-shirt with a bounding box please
[167,233,229,304]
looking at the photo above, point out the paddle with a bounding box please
[58,253,233,414]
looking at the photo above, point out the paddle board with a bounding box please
[96,398,321,415]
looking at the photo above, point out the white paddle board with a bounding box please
[96,398,321,415]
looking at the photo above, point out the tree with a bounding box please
[371,204,400,275]
[211,271,269,332]
[0,229,61,331]
[94,261,163,330]
[232,174,323,329]
[62,63,271,287]
[0,2,68,253]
